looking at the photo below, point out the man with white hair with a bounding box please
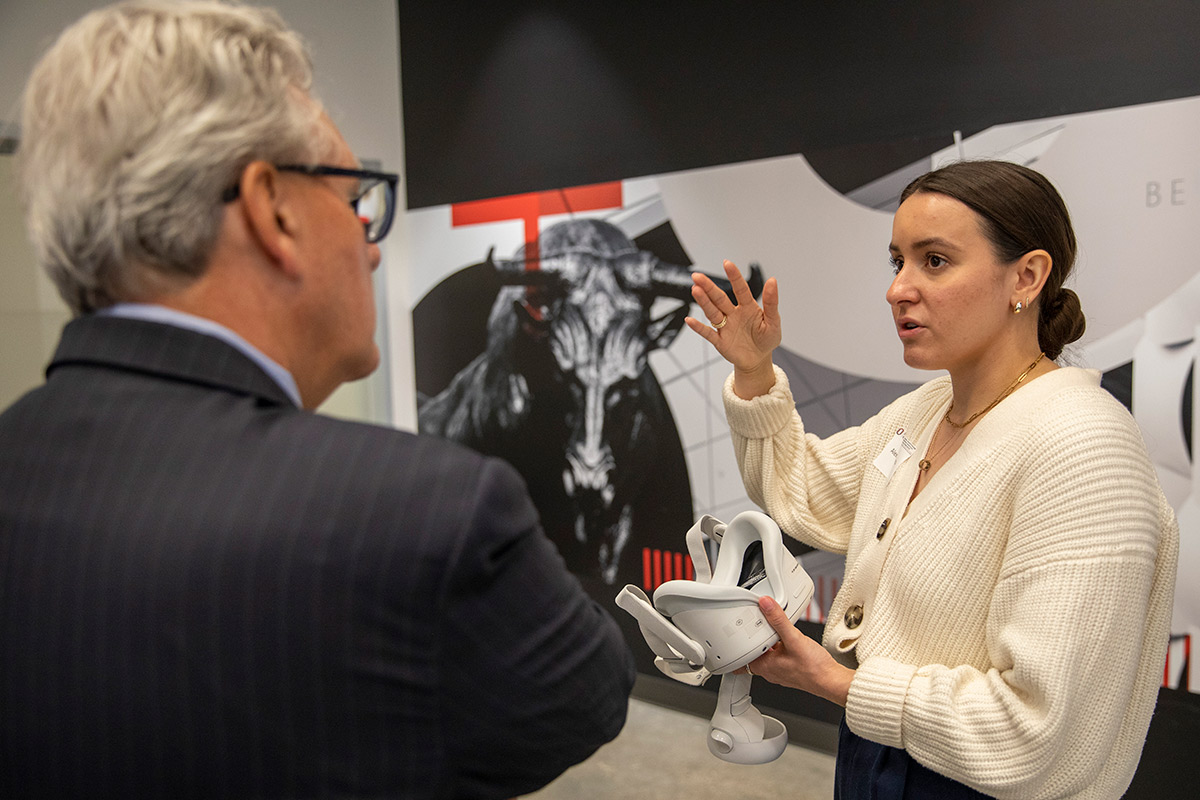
[0,2,635,797]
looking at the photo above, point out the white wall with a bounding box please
[0,154,70,409]
[0,0,414,428]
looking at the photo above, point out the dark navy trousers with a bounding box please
[835,719,993,800]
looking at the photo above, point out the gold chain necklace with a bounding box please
[917,416,961,472]
[944,352,1046,430]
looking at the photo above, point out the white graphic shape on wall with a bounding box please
[649,96,1200,384]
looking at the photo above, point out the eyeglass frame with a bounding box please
[221,163,400,244]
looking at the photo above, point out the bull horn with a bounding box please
[649,260,765,304]
[486,246,563,288]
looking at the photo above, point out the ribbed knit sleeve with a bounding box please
[722,365,866,555]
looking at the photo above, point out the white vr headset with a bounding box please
[615,510,814,764]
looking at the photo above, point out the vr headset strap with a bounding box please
[614,585,707,668]
[684,514,725,584]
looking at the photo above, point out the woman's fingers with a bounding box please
[688,261,781,383]
[760,276,780,327]
[758,595,799,644]
[693,261,762,319]
[689,281,723,322]
[755,595,853,707]
[683,315,720,345]
[691,272,735,320]
[744,596,795,683]
[724,259,759,308]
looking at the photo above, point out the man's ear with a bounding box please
[1013,249,1052,307]
[237,161,302,279]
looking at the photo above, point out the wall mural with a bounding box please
[403,94,1200,696]
[417,217,741,586]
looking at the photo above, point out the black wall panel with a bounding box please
[399,0,1200,208]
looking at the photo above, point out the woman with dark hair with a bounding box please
[688,160,1177,799]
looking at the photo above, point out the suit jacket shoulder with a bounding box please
[0,315,633,800]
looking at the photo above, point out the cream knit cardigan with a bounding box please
[724,365,1178,800]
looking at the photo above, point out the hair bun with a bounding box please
[1039,288,1086,359]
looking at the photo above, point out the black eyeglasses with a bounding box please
[222,164,399,244]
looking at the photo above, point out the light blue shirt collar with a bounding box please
[98,303,303,407]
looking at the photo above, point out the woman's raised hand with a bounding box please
[685,260,781,399]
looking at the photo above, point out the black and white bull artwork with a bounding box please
[418,218,761,584]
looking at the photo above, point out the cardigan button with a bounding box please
[844,604,864,629]
[876,518,891,539]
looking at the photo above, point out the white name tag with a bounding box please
[873,427,916,480]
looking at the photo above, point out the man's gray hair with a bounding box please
[17,0,333,315]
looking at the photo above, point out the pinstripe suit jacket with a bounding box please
[0,315,635,799]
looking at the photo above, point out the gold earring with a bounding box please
[1013,301,1024,314]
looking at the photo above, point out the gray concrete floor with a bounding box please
[523,697,837,799]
